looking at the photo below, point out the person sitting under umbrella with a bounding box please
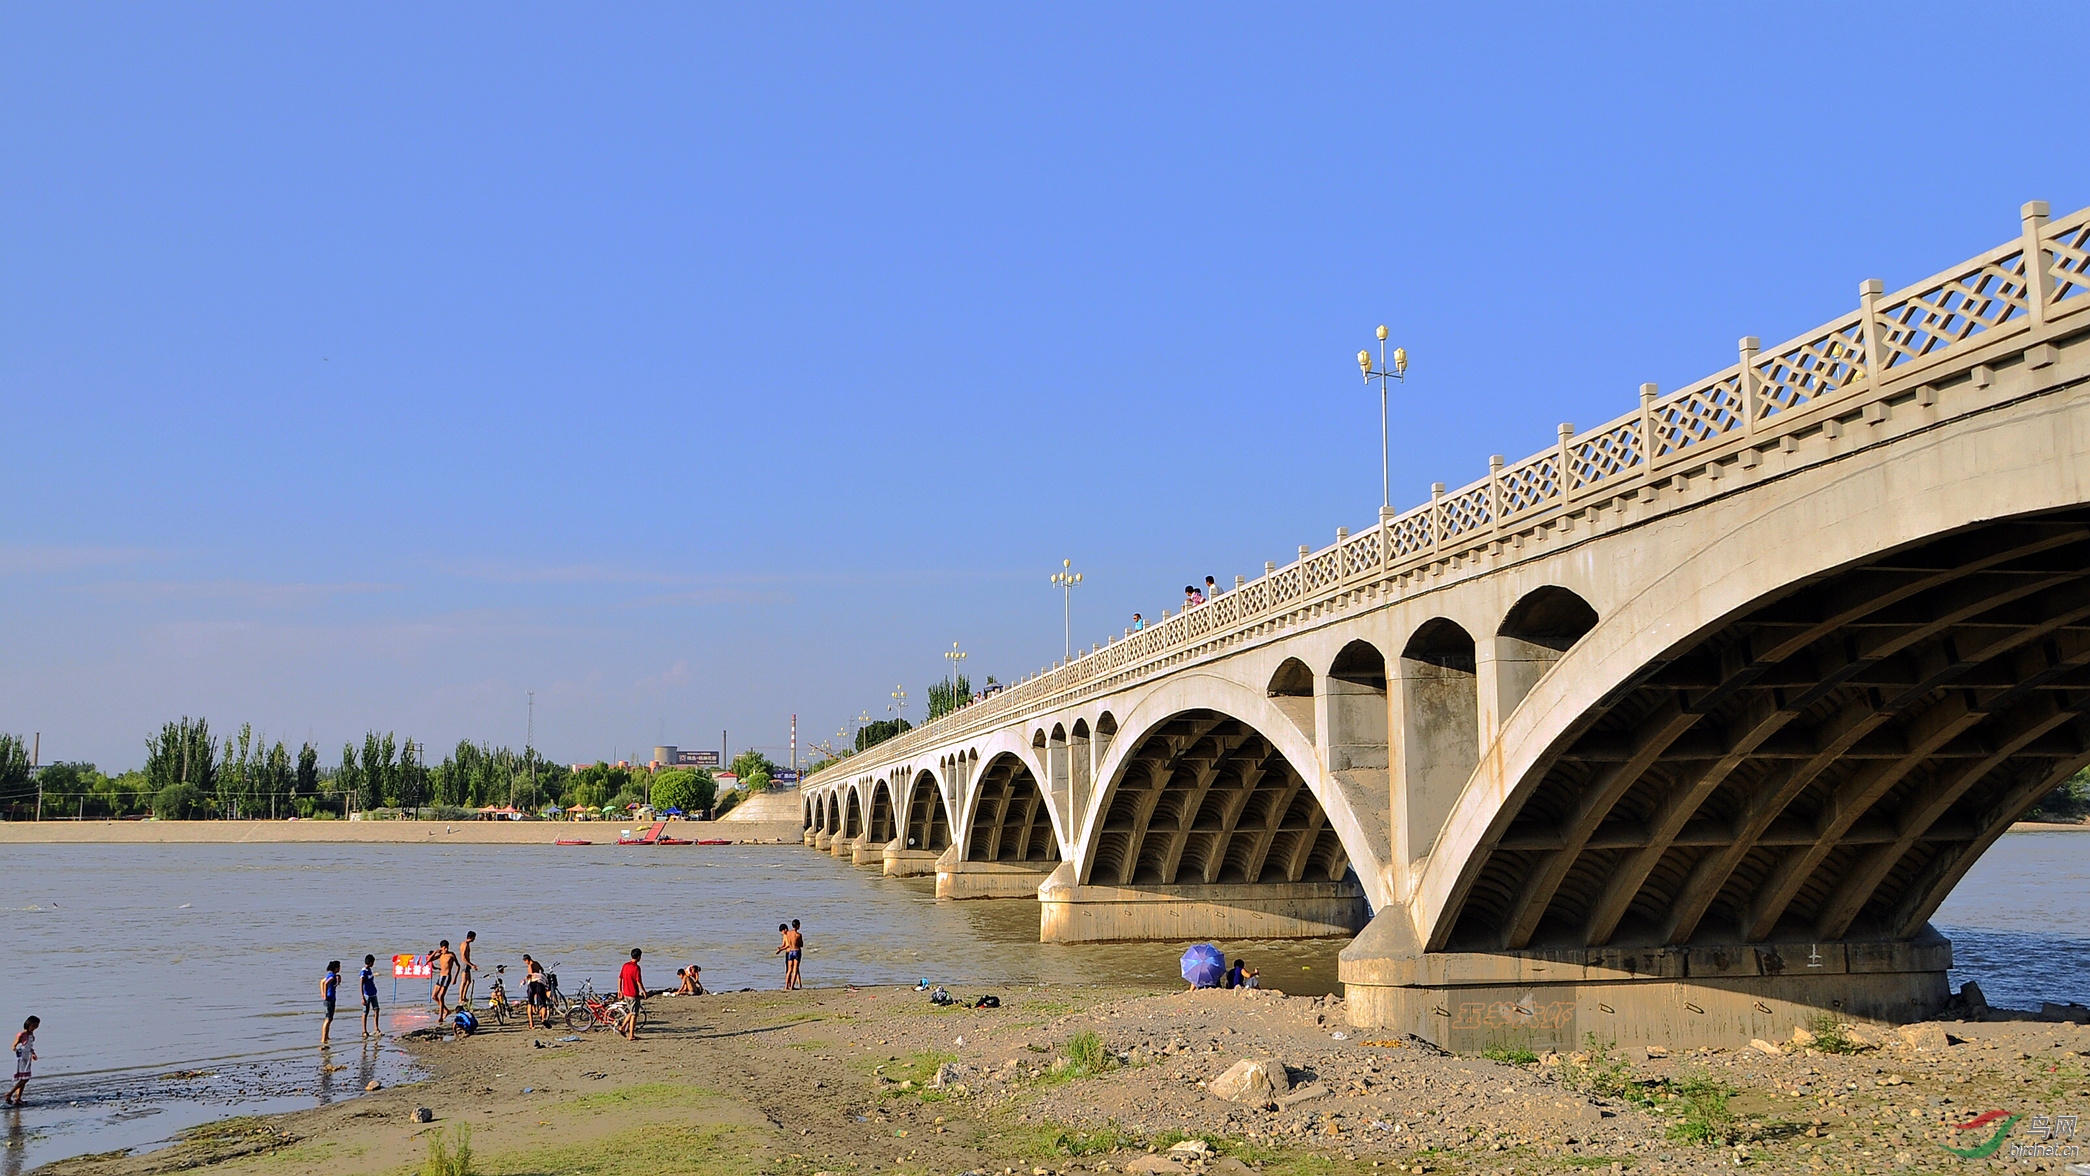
[1180,943,1226,990]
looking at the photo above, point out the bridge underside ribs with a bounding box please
[967,757,1058,866]
[1450,509,2090,953]
[1045,709,1364,943]
[1086,710,1349,888]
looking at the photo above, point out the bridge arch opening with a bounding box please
[844,788,863,839]
[1085,709,1352,888]
[966,753,1058,865]
[1444,507,2090,954]
[1267,657,1317,739]
[904,770,951,851]
[803,797,813,830]
[1494,586,1600,718]
[866,780,896,845]
[1327,640,1390,781]
[1400,619,1479,866]
[826,792,840,832]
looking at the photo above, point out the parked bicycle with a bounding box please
[484,966,515,1026]
[564,979,646,1033]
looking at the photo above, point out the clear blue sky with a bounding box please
[4,4,2084,772]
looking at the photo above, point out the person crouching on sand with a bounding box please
[5,1017,37,1106]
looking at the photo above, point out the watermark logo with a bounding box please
[1937,1109,2079,1163]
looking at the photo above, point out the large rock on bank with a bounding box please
[1209,1058,1290,1104]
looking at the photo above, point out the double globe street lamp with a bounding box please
[1357,325,1410,515]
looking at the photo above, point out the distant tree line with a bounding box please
[0,721,591,821]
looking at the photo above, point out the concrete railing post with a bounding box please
[1488,454,1504,535]
[2023,200,2052,325]
[1556,423,1573,502]
[1429,484,1445,554]
[1738,336,1762,436]
[1857,279,1886,387]
[1638,384,1659,470]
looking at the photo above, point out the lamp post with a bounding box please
[890,686,907,731]
[1050,558,1083,659]
[944,641,967,712]
[1357,326,1410,512]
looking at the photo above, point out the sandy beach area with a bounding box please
[0,818,802,845]
[33,979,2090,1176]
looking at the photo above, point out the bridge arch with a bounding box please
[843,784,863,839]
[1422,498,2090,955]
[1075,671,1388,909]
[903,768,953,851]
[826,791,841,833]
[866,778,898,845]
[964,751,1059,865]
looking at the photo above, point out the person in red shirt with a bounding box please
[616,949,645,1041]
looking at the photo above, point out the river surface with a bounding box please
[0,832,2081,1172]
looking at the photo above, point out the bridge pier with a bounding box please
[829,834,857,859]
[812,830,834,850]
[802,828,816,847]
[1039,864,1367,943]
[882,842,939,877]
[850,837,885,867]
[934,846,1051,899]
[1337,913,1952,1051]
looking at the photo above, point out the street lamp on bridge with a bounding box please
[890,686,907,730]
[945,640,967,693]
[1357,325,1409,514]
[1050,559,1083,660]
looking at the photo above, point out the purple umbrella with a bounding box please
[1180,943,1226,988]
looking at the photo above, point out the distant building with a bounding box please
[649,746,721,771]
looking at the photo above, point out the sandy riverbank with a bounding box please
[0,818,799,845]
[35,981,2090,1176]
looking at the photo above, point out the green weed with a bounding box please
[1481,1045,1540,1066]
[1663,1071,1738,1146]
[1805,1013,1861,1055]
[421,1124,473,1176]
[1559,1034,1638,1101]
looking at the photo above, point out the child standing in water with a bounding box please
[5,1017,37,1106]
[320,962,340,1045]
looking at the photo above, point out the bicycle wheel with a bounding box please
[491,1000,509,1026]
[565,1006,594,1032]
[630,1003,649,1031]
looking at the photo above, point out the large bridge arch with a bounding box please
[1416,384,2090,957]
[1075,671,1389,910]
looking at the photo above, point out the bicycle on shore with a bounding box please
[565,980,646,1033]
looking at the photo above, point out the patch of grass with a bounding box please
[182,1116,279,1142]
[1663,1071,1738,1146]
[786,1039,827,1051]
[1481,1045,1540,1066]
[994,1122,1133,1158]
[1151,1128,1229,1152]
[460,1124,764,1176]
[1559,1034,1639,1102]
[874,1048,959,1098]
[570,1082,718,1111]
[1805,1012,1861,1055]
[421,1124,473,1176]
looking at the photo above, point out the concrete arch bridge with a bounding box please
[801,201,2090,1048]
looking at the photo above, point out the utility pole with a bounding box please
[527,690,537,811]
[33,732,41,821]
[790,714,797,785]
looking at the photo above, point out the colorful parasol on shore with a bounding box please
[1180,943,1226,988]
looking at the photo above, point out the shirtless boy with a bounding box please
[431,940,456,1016]
[458,931,478,1008]
[774,920,804,990]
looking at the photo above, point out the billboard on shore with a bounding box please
[673,750,720,767]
